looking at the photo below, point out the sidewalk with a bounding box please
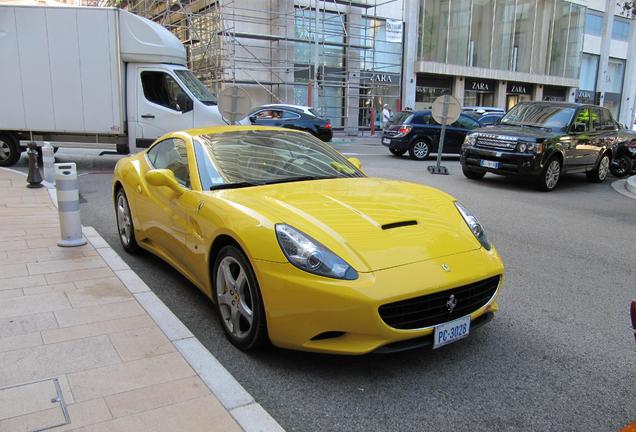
[0,169,281,432]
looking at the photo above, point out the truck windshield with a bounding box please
[500,104,575,130]
[174,70,217,106]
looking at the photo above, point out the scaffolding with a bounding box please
[100,0,403,132]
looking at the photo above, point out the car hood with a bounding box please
[217,178,481,272]
[474,125,558,141]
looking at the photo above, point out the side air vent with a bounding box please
[381,220,418,230]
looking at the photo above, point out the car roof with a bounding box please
[179,125,306,138]
[255,104,316,116]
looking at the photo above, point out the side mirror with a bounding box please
[573,123,587,133]
[348,157,362,170]
[145,169,183,195]
[249,115,257,123]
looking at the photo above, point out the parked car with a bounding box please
[113,125,504,354]
[478,113,504,126]
[381,110,482,160]
[239,104,332,141]
[460,102,634,191]
[610,124,636,177]
[462,106,505,119]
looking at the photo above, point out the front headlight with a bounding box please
[463,133,477,147]
[275,224,358,280]
[454,202,491,250]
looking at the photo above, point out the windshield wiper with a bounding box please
[520,124,552,131]
[261,175,336,185]
[209,181,260,190]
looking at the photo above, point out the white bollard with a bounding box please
[42,142,55,185]
[55,163,87,247]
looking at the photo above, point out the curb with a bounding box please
[611,179,636,200]
[627,175,636,195]
[1,167,284,432]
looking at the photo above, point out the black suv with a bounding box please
[382,110,482,160]
[460,102,636,191]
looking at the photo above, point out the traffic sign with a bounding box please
[429,94,461,175]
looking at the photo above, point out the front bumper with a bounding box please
[461,146,543,177]
[254,247,504,355]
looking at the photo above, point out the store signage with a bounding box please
[362,71,399,85]
[385,19,403,43]
[507,82,531,95]
[576,89,594,100]
[370,74,393,83]
[466,78,493,92]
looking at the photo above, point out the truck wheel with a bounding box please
[536,157,561,192]
[408,140,430,160]
[610,155,632,178]
[586,153,610,183]
[462,166,486,180]
[390,148,406,156]
[0,134,21,167]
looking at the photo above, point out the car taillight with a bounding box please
[398,126,411,135]
[325,122,332,129]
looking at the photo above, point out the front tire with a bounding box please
[462,166,486,180]
[115,189,140,253]
[408,140,430,160]
[609,155,631,178]
[213,245,268,351]
[536,157,561,192]
[390,148,406,156]
[586,153,610,183]
[0,134,21,167]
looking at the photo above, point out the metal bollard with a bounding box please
[54,163,87,247]
[42,142,55,185]
[26,142,43,188]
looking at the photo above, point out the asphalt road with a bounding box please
[13,144,636,431]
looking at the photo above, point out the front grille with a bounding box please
[476,135,517,151]
[378,275,500,330]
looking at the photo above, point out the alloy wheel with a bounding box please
[116,194,132,246]
[598,156,610,181]
[216,256,254,339]
[413,142,429,159]
[545,160,561,190]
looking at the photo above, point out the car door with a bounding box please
[445,115,480,154]
[137,69,194,147]
[568,108,593,170]
[586,107,613,167]
[142,137,198,270]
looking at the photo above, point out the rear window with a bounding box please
[392,112,414,124]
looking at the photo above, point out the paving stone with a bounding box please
[42,315,155,345]
[27,256,106,276]
[0,292,70,319]
[65,277,132,308]
[0,313,58,339]
[54,300,144,328]
[44,267,114,285]
[0,332,42,353]
[0,275,46,291]
[109,326,175,362]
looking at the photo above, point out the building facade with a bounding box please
[401,0,636,127]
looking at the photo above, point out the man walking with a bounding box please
[382,104,392,130]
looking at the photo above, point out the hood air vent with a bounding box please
[381,220,418,230]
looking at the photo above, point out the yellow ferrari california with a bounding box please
[113,126,504,355]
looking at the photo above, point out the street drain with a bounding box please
[0,378,70,431]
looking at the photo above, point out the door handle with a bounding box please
[141,114,155,119]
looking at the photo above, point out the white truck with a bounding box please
[0,5,223,166]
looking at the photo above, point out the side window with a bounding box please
[141,71,193,113]
[454,115,480,130]
[255,110,274,119]
[281,110,300,120]
[411,114,430,124]
[573,108,590,132]
[600,109,615,130]
[146,138,190,188]
[590,108,602,131]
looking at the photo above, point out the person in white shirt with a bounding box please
[382,104,392,130]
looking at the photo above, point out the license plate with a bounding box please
[433,315,470,349]
[382,138,391,144]
[480,160,500,169]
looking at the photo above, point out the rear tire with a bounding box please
[390,148,406,156]
[462,166,486,180]
[408,140,430,160]
[536,157,561,192]
[0,134,21,167]
[213,245,268,351]
[586,153,610,183]
[609,155,632,178]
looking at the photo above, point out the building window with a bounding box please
[612,17,630,41]
[584,11,603,36]
[579,53,599,92]
[605,58,625,118]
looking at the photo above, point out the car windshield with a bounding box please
[174,70,217,106]
[195,130,364,190]
[500,104,575,129]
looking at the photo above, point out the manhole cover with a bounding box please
[0,378,69,431]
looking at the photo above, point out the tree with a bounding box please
[619,1,636,18]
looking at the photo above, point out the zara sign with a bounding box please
[465,78,494,93]
[507,82,532,95]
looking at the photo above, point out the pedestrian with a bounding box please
[382,104,391,130]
